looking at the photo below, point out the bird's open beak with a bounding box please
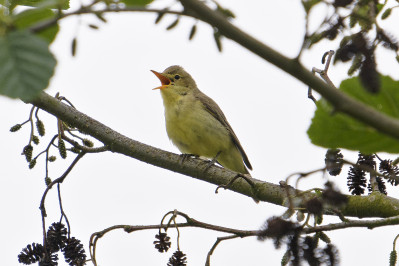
[151,70,171,90]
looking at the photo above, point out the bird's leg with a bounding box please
[179,153,199,164]
[215,173,259,203]
[202,151,222,172]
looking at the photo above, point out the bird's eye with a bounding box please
[174,75,180,80]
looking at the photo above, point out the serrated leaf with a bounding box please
[13,8,59,43]
[0,30,56,100]
[120,0,153,6]
[307,75,399,154]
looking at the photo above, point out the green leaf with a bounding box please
[4,0,70,10]
[13,8,59,43]
[307,75,399,154]
[119,0,153,6]
[0,30,56,100]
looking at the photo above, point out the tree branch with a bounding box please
[28,92,399,218]
[87,210,399,265]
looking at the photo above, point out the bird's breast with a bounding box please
[162,96,231,157]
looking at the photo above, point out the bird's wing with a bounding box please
[198,92,252,170]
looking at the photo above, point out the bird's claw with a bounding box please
[180,153,199,164]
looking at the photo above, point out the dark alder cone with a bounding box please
[40,254,59,266]
[287,232,300,266]
[347,165,366,195]
[336,43,357,62]
[336,32,368,63]
[167,250,187,266]
[359,54,380,93]
[379,159,399,186]
[322,182,348,206]
[62,237,86,266]
[368,176,387,195]
[323,244,339,265]
[347,153,375,195]
[153,232,171,253]
[325,149,344,176]
[359,153,376,169]
[258,217,300,249]
[18,243,45,264]
[323,17,344,40]
[47,222,68,253]
[303,236,320,266]
[376,177,387,195]
[305,197,323,216]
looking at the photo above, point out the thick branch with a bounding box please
[30,6,191,33]
[28,92,399,218]
[179,0,399,141]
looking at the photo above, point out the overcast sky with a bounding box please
[2,0,399,265]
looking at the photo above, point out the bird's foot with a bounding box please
[202,151,222,173]
[215,173,259,203]
[180,153,199,164]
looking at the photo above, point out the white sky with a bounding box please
[2,0,399,265]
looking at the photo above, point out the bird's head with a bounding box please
[151,65,198,96]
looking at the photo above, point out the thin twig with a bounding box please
[205,235,240,266]
[39,152,86,218]
[28,106,36,144]
[63,134,109,153]
[57,183,71,238]
[45,135,59,179]
[308,50,336,103]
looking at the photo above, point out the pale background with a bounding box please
[1,0,399,265]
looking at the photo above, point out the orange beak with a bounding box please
[151,70,171,90]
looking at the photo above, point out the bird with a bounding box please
[151,65,252,174]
